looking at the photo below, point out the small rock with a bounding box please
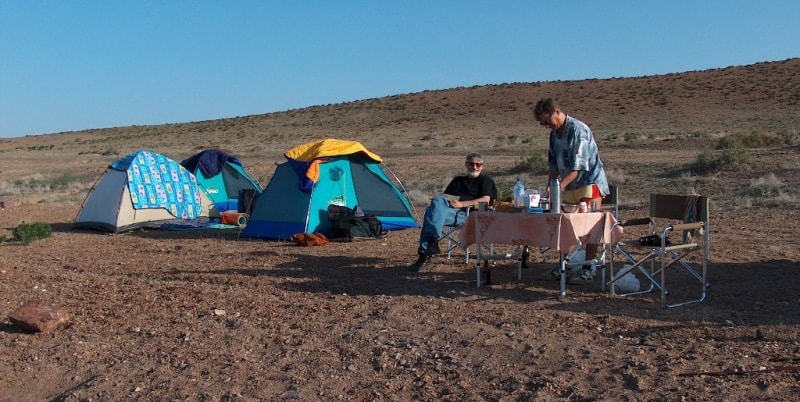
[213,309,226,316]
[8,299,71,333]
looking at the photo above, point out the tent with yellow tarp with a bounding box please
[242,139,417,240]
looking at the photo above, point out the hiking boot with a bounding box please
[424,240,442,257]
[408,255,435,272]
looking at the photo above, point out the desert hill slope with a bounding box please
[1,57,799,208]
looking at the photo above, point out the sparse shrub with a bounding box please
[27,144,54,151]
[13,222,52,245]
[510,152,547,174]
[691,145,750,174]
[718,132,781,149]
[691,149,718,174]
[623,132,640,144]
[14,173,83,193]
[718,144,750,167]
[48,173,78,190]
[0,235,6,243]
[744,173,785,197]
[739,173,798,208]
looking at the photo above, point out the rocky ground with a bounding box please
[1,200,799,401]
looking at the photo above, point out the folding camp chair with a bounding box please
[440,203,494,263]
[440,206,473,262]
[608,194,710,308]
[600,185,619,219]
[597,185,619,289]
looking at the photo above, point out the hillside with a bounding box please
[1,57,799,208]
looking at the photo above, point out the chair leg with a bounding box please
[661,250,709,308]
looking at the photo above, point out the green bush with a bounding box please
[691,149,718,174]
[510,152,548,174]
[718,145,750,167]
[13,222,53,245]
[718,132,781,149]
[623,132,640,144]
[691,145,750,175]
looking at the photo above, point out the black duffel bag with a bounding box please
[327,204,384,240]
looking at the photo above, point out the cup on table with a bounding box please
[477,201,488,211]
[540,199,550,212]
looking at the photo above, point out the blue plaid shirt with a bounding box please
[547,115,610,196]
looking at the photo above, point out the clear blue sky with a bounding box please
[1,1,798,138]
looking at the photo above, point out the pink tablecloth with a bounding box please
[459,211,621,251]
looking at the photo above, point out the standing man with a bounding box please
[409,152,498,272]
[534,98,610,281]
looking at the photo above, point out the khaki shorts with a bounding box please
[563,184,601,204]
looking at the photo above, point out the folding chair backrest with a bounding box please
[602,185,619,218]
[650,194,708,223]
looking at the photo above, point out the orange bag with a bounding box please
[290,232,329,247]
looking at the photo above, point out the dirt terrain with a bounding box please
[1,59,800,401]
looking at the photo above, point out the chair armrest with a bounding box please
[668,222,703,232]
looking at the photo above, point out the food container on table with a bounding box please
[561,203,579,213]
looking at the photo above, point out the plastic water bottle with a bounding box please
[549,178,561,213]
[513,177,525,207]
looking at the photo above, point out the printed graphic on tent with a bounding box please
[242,139,418,240]
[74,150,219,233]
[181,149,263,213]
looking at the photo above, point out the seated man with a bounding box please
[409,152,498,272]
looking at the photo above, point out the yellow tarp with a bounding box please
[284,138,382,163]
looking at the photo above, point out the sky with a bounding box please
[1,1,799,139]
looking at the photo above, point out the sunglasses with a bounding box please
[467,162,484,167]
[539,114,553,127]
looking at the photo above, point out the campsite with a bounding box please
[1,59,800,401]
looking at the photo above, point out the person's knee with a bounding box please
[429,195,450,209]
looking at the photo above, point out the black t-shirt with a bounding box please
[444,175,498,201]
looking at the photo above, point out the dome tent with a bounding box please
[181,149,262,213]
[242,139,417,240]
[75,150,218,233]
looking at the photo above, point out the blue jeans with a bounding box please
[418,195,468,255]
